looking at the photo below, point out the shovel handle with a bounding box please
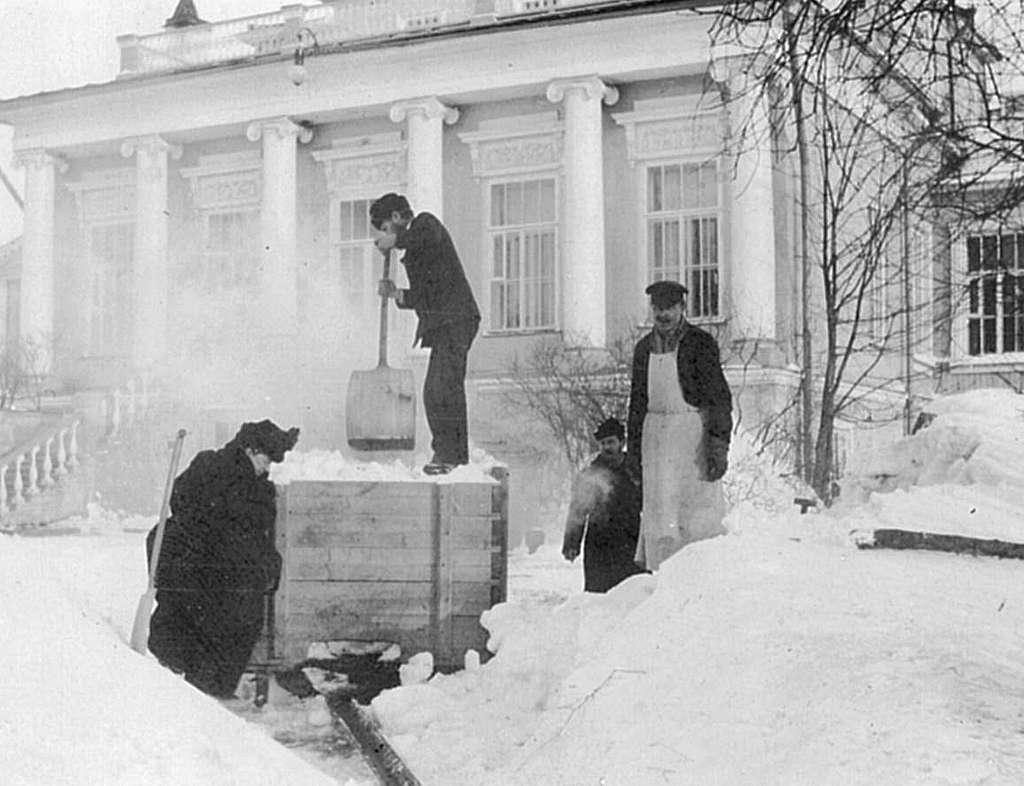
[379,249,391,368]
[146,429,188,591]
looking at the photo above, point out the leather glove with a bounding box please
[703,437,729,482]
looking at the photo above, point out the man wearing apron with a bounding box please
[627,281,733,571]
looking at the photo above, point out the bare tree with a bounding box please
[709,0,1020,502]
[500,330,640,473]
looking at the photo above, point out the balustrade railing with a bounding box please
[100,374,154,439]
[0,418,80,524]
[119,0,615,75]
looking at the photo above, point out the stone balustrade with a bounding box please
[118,0,609,76]
[0,419,79,523]
[101,375,153,439]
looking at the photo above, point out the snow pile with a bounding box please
[842,389,1024,499]
[368,389,1024,785]
[0,530,344,786]
[271,447,501,485]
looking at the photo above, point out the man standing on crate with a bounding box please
[146,419,299,698]
[628,280,733,572]
[371,192,481,475]
[562,417,647,592]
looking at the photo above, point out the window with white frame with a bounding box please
[88,221,134,356]
[644,160,720,319]
[965,231,1024,356]
[332,197,377,316]
[201,209,260,293]
[488,177,558,331]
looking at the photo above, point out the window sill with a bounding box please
[482,328,560,338]
[948,354,1024,370]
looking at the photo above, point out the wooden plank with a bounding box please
[489,467,510,605]
[446,484,495,516]
[448,514,498,537]
[285,481,434,516]
[857,528,1024,559]
[289,523,493,550]
[434,485,454,665]
[289,515,434,548]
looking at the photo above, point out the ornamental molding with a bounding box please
[120,135,183,162]
[66,168,136,223]
[311,132,407,198]
[180,151,262,210]
[389,97,459,126]
[14,148,69,174]
[612,95,727,164]
[245,117,315,145]
[458,113,564,179]
[545,76,619,107]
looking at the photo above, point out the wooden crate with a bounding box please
[268,468,508,670]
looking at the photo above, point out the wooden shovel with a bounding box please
[129,428,187,654]
[346,249,417,451]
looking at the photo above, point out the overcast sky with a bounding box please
[0,0,319,244]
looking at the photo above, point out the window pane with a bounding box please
[967,236,981,272]
[491,184,505,227]
[540,179,555,220]
[523,180,540,224]
[506,182,524,225]
[663,165,681,211]
[699,161,718,207]
[983,236,998,270]
[968,319,980,355]
[647,168,659,212]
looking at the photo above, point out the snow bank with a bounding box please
[0,531,340,786]
[369,389,1024,785]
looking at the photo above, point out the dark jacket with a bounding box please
[563,452,645,593]
[396,212,480,347]
[146,441,282,592]
[627,323,733,467]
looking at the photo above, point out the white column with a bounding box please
[715,65,777,339]
[121,135,181,368]
[16,149,64,370]
[246,117,313,334]
[546,76,618,348]
[389,97,459,217]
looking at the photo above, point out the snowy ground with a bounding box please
[4,389,1024,784]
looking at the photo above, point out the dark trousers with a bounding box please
[423,318,478,465]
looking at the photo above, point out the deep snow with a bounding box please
[3,389,1024,785]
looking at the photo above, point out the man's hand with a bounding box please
[562,546,579,562]
[702,436,729,482]
[374,232,397,253]
[378,279,398,299]
[705,453,727,482]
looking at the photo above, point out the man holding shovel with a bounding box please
[371,193,480,475]
[146,419,299,698]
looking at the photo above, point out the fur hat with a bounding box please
[234,420,300,463]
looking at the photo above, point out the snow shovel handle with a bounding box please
[145,429,187,591]
[379,249,391,368]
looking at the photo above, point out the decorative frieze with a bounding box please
[612,95,726,163]
[180,151,262,210]
[458,113,563,179]
[311,132,406,198]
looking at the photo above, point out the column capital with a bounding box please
[246,116,315,145]
[389,97,459,126]
[14,148,68,174]
[120,135,183,161]
[545,76,619,107]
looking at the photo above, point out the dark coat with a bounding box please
[147,442,282,591]
[627,323,733,468]
[562,452,645,593]
[395,212,480,347]
[145,441,282,697]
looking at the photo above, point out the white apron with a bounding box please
[635,351,727,571]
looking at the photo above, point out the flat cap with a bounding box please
[645,280,688,307]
